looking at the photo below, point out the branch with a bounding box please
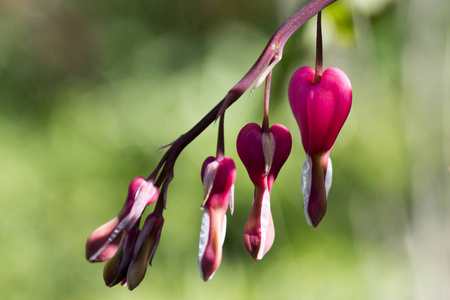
[152,0,337,188]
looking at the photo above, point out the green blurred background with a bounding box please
[1,0,449,299]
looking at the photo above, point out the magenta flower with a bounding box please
[237,123,291,260]
[288,66,352,227]
[85,176,159,263]
[198,156,236,281]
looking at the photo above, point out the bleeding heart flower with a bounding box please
[85,177,159,262]
[198,156,236,281]
[237,123,291,260]
[288,66,352,227]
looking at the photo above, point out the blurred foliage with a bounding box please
[1,0,449,299]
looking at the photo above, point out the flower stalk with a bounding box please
[314,11,323,84]
[86,0,340,289]
[151,0,336,191]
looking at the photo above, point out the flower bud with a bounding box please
[126,212,164,291]
[86,177,159,262]
[103,222,140,287]
[198,156,236,281]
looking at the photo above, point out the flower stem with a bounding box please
[314,11,323,84]
[262,66,273,133]
[152,0,336,188]
[216,113,225,160]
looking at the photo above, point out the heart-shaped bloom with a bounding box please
[237,123,291,260]
[198,156,236,281]
[85,177,159,263]
[289,66,352,227]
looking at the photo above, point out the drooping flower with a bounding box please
[198,156,236,281]
[103,221,140,287]
[126,211,164,290]
[288,66,352,227]
[237,123,291,260]
[85,177,159,263]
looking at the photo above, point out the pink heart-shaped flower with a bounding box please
[237,123,291,259]
[236,123,292,189]
[288,66,352,227]
[289,66,352,155]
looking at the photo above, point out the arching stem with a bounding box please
[152,0,336,192]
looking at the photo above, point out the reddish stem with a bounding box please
[314,11,323,84]
[153,0,336,188]
[216,113,225,160]
[262,68,272,133]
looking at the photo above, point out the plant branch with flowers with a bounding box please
[85,0,353,289]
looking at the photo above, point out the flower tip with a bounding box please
[243,187,275,260]
[243,234,262,260]
[302,155,332,228]
[200,264,216,282]
[304,186,327,228]
[126,261,146,291]
[307,212,324,228]
[198,211,227,282]
[103,224,140,287]
[126,213,164,290]
[243,226,274,261]
[85,216,123,263]
[198,247,220,282]
[103,248,123,287]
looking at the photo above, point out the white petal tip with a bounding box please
[325,157,332,197]
[301,155,313,226]
[229,184,235,215]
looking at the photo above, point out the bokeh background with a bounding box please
[1,0,449,299]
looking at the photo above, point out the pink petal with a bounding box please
[289,67,352,155]
[243,186,275,260]
[198,209,227,281]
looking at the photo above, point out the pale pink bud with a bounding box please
[86,177,159,262]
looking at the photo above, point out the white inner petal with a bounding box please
[257,188,271,260]
[202,161,219,208]
[198,211,210,279]
[325,157,333,198]
[88,225,123,262]
[301,155,333,227]
[207,215,227,281]
[123,182,157,230]
[220,214,227,247]
[301,155,313,227]
[228,184,235,215]
[198,212,227,281]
